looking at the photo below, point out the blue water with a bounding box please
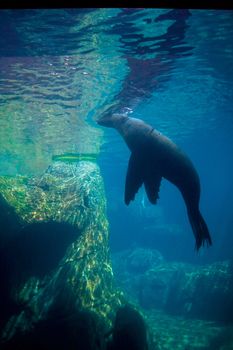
[96,9,233,265]
[0,8,233,349]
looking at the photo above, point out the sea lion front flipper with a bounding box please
[144,170,162,204]
[125,152,144,205]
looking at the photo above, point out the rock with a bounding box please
[126,248,164,274]
[0,161,124,348]
[111,248,164,307]
[165,260,233,323]
[112,247,233,323]
[106,304,149,350]
[112,247,163,276]
[138,263,185,310]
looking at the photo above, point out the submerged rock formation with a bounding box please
[0,161,124,348]
[112,247,233,324]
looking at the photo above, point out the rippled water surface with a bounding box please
[1,9,232,175]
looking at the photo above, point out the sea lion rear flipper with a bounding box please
[125,152,144,205]
[144,171,162,204]
[187,208,212,251]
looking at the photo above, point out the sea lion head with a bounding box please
[97,113,128,129]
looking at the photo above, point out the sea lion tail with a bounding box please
[188,209,212,251]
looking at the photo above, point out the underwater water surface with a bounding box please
[0,8,233,350]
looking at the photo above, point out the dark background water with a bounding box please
[0,8,233,265]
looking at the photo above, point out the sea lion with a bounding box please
[97,113,212,251]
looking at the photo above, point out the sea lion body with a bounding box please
[97,114,212,250]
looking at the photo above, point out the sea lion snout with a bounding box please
[97,113,127,128]
[97,116,112,127]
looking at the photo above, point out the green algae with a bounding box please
[0,161,124,344]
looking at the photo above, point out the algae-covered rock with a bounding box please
[126,248,164,274]
[112,248,165,306]
[165,260,233,323]
[112,248,233,349]
[112,248,233,323]
[0,161,124,348]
